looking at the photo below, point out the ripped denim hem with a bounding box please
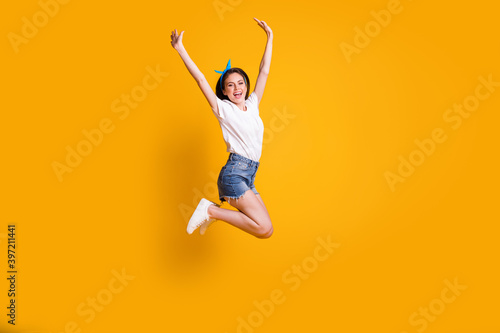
[221,191,249,205]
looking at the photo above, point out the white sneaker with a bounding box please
[199,219,215,235]
[187,198,218,235]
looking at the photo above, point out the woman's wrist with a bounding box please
[174,44,185,53]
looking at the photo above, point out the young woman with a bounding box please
[170,17,274,239]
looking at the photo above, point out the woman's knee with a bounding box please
[256,222,273,239]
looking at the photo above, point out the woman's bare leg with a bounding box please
[255,193,268,211]
[207,190,273,238]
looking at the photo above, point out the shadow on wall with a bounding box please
[152,123,225,283]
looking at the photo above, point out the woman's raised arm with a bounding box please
[253,18,273,103]
[170,29,218,113]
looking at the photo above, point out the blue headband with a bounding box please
[215,59,231,92]
[215,59,247,93]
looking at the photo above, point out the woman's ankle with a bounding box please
[207,204,217,219]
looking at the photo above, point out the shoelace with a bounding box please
[196,203,220,228]
[195,203,219,228]
[195,218,210,228]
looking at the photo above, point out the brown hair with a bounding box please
[216,68,250,101]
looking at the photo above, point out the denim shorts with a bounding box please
[217,153,260,203]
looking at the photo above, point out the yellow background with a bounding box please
[1,0,499,332]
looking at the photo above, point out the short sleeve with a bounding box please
[212,96,226,119]
[247,91,259,106]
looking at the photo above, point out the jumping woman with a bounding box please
[170,17,273,239]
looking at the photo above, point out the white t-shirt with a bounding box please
[211,91,264,162]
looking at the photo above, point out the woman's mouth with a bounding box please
[234,92,242,99]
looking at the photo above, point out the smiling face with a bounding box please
[223,73,247,103]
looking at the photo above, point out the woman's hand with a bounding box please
[253,18,273,38]
[170,29,184,50]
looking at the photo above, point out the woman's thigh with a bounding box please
[255,193,268,211]
[225,190,271,226]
